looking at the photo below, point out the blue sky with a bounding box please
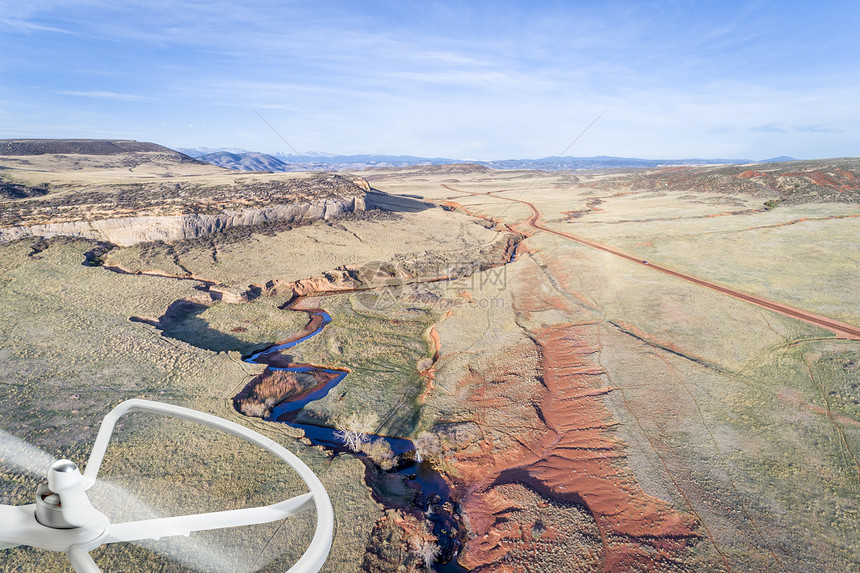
[1,1,857,159]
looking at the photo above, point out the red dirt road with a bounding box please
[441,184,860,341]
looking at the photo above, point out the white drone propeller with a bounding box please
[0,399,333,573]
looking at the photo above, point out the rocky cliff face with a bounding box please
[0,141,370,246]
[0,195,365,246]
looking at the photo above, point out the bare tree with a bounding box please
[334,427,367,452]
[410,539,441,569]
[334,411,378,452]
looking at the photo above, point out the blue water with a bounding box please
[242,301,466,571]
[268,368,346,415]
[242,306,418,455]
[246,309,332,362]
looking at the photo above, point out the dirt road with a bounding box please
[441,184,860,340]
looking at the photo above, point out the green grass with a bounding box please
[284,290,441,438]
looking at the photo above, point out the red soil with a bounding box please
[451,321,699,571]
[417,325,441,403]
[737,170,763,179]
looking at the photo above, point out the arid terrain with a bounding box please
[365,161,859,572]
[0,140,368,244]
[1,144,858,572]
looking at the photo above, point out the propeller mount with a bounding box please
[36,459,106,530]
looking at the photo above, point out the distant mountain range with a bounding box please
[175,147,798,173]
[175,149,466,172]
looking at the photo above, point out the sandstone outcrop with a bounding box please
[0,195,365,246]
[0,140,370,245]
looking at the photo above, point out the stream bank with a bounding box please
[234,295,468,571]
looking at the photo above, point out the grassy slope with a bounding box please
[0,237,378,572]
[3,162,857,571]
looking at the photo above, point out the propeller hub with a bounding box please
[48,458,84,493]
[36,459,105,531]
[52,460,78,473]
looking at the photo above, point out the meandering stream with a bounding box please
[241,299,466,571]
[115,231,522,570]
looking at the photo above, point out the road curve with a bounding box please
[441,184,860,340]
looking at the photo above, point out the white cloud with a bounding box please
[2,2,858,159]
[0,18,76,34]
[56,90,155,102]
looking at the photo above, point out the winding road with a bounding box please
[441,184,860,340]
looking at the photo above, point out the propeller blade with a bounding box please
[0,428,56,475]
[105,492,313,543]
[83,399,333,573]
[0,437,244,571]
[90,481,263,571]
[3,399,330,572]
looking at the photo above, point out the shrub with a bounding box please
[238,399,270,418]
[414,431,443,461]
[361,438,396,470]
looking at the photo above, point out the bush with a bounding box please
[414,431,443,461]
[361,438,396,470]
[238,399,270,418]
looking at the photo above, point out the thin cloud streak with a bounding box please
[56,91,156,102]
[0,18,77,34]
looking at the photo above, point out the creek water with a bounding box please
[241,302,466,571]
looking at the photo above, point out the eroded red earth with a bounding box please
[448,265,701,571]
